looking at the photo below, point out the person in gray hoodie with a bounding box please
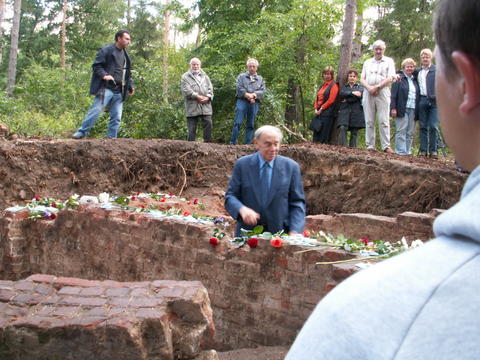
[181,58,214,142]
[286,1,480,359]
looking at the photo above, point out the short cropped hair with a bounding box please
[435,0,480,78]
[401,58,417,68]
[115,30,130,41]
[322,66,335,77]
[247,58,259,67]
[420,49,433,58]
[255,125,283,142]
[347,70,358,76]
[190,57,201,65]
[372,40,386,50]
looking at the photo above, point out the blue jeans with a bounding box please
[230,99,259,144]
[77,89,124,138]
[395,108,416,155]
[418,97,439,154]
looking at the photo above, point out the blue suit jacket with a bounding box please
[225,153,306,236]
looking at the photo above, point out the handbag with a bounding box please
[309,114,323,132]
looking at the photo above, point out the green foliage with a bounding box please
[371,0,436,66]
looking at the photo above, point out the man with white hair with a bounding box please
[225,125,305,236]
[360,40,396,152]
[181,57,214,142]
[229,58,266,144]
[416,48,439,157]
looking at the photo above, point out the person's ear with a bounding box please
[452,51,480,114]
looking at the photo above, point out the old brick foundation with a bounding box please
[0,274,216,359]
[0,202,438,352]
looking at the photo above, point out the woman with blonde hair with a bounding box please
[390,58,420,154]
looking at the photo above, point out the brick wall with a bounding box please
[0,205,436,350]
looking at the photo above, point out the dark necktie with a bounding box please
[260,162,270,206]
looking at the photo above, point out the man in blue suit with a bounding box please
[225,125,306,236]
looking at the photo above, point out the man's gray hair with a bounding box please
[247,58,259,67]
[190,57,201,65]
[372,40,386,50]
[255,125,283,142]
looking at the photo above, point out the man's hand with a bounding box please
[239,206,260,226]
[352,90,362,97]
[196,94,209,103]
[368,85,380,96]
[103,74,114,82]
[391,109,397,118]
[129,88,135,96]
[315,108,322,115]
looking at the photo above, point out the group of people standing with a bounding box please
[71,30,439,159]
[311,41,440,157]
[180,57,265,145]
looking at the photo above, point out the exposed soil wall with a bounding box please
[0,139,466,217]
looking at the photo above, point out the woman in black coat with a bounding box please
[337,70,365,147]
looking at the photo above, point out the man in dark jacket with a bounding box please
[416,48,438,157]
[72,30,134,139]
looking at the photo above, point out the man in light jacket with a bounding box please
[181,58,214,142]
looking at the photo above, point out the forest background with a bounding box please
[0,0,436,144]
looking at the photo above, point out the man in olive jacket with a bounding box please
[181,58,214,142]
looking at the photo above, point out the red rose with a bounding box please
[136,192,140,195]
[160,198,166,202]
[360,237,369,246]
[183,211,191,216]
[140,205,145,209]
[49,213,57,220]
[131,196,136,200]
[187,201,191,205]
[51,202,57,208]
[209,237,219,246]
[35,196,41,201]
[270,237,283,248]
[247,237,259,248]
[303,230,310,237]
[193,199,199,205]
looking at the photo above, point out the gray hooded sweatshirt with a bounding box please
[287,166,480,360]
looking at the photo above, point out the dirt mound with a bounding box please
[0,138,467,216]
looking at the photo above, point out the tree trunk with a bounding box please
[330,0,356,144]
[127,0,131,25]
[0,0,5,67]
[285,32,306,127]
[6,0,22,96]
[337,0,357,86]
[351,7,363,63]
[162,0,170,98]
[60,0,67,68]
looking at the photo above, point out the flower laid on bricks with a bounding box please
[247,237,259,248]
[209,237,219,246]
[303,230,310,237]
[49,213,57,220]
[270,237,283,248]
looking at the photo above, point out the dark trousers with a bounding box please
[418,97,439,154]
[187,115,212,142]
[338,126,359,147]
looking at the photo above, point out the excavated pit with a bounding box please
[0,138,467,356]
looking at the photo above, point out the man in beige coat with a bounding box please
[181,58,214,142]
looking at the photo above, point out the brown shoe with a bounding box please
[384,147,394,154]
